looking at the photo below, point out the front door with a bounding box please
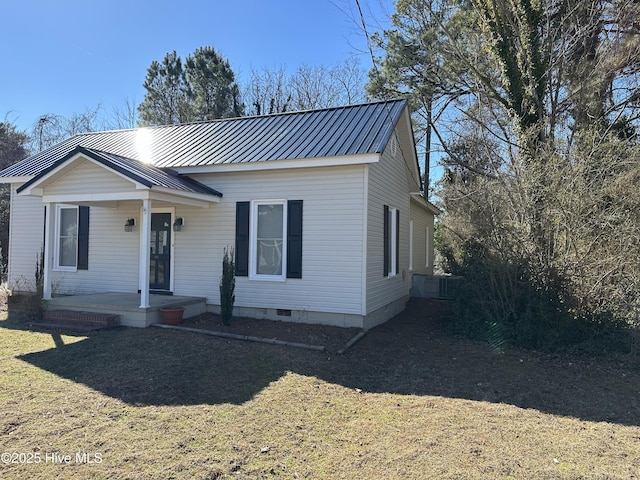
[150,212,171,292]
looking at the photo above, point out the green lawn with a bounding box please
[1,301,639,479]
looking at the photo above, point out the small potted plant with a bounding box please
[160,305,185,325]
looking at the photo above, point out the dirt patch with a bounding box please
[181,299,455,354]
[182,311,362,353]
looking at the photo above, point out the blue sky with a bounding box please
[2,0,393,133]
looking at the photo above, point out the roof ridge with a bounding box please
[71,98,408,134]
[218,98,407,124]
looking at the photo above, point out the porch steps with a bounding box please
[33,310,122,333]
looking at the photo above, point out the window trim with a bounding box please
[250,199,288,281]
[385,205,399,278]
[409,220,414,272]
[426,224,432,268]
[389,207,398,277]
[54,204,79,271]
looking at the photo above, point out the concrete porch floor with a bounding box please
[45,292,208,328]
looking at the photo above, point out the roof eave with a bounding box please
[0,175,33,185]
[150,186,222,204]
[173,152,381,175]
[410,192,441,215]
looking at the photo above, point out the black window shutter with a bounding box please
[395,209,400,275]
[235,202,250,276]
[77,206,89,270]
[383,205,389,277]
[287,200,303,278]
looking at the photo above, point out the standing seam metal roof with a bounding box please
[0,99,408,178]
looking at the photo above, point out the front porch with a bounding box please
[14,145,223,315]
[46,293,208,328]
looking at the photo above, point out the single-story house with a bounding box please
[0,99,439,328]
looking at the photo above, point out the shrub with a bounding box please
[219,247,235,326]
[446,254,633,355]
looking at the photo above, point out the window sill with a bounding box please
[53,266,78,272]
[249,274,286,282]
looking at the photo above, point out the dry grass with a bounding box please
[1,299,639,479]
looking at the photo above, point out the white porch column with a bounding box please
[139,198,152,308]
[42,202,55,300]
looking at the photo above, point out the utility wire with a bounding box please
[355,0,425,193]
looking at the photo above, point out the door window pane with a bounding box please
[150,213,171,290]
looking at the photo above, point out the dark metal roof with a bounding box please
[1,99,408,178]
[17,146,223,197]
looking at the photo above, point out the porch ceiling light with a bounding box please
[172,217,184,232]
[124,218,135,232]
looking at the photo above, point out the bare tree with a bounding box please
[109,96,139,130]
[29,104,104,152]
[245,66,293,116]
[243,57,368,116]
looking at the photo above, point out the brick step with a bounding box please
[34,310,121,332]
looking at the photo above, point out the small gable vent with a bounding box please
[390,137,398,157]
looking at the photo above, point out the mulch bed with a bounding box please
[179,298,453,354]
[181,311,363,354]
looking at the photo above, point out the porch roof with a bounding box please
[17,146,223,197]
[16,146,222,208]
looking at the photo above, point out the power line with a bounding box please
[355,0,424,192]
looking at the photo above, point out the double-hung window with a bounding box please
[54,205,90,271]
[235,200,303,280]
[56,206,78,270]
[384,205,399,277]
[409,220,414,271]
[426,225,432,268]
[252,201,286,279]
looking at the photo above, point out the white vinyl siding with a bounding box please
[366,130,413,314]
[409,197,435,275]
[8,158,425,320]
[44,159,136,196]
[7,185,45,292]
[44,163,141,293]
[7,190,140,294]
[51,203,141,295]
[172,165,366,316]
[8,161,145,294]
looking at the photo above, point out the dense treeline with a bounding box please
[369,0,640,352]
